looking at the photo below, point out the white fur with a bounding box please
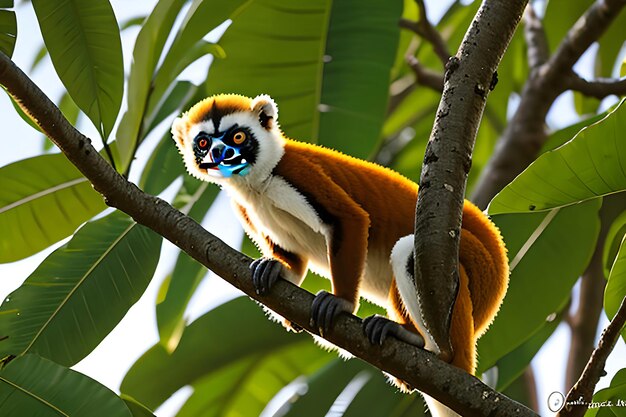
[390,235,439,354]
[391,236,459,417]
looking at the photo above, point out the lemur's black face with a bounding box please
[192,124,258,178]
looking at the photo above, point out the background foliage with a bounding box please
[0,0,625,416]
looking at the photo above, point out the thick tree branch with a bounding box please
[0,52,538,417]
[567,74,626,99]
[558,295,626,417]
[472,0,626,209]
[413,0,527,361]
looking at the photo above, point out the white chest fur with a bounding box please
[227,176,331,276]
[226,176,393,306]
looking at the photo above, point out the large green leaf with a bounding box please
[115,0,187,170]
[604,210,626,276]
[0,2,16,57]
[544,0,593,56]
[156,180,219,350]
[206,0,402,158]
[477,200,601,369]
[283,359,425,417]
[0,211,162,366]
[490,315,560,390]
[604,232,626,342]
[31,0,123,139]
[0,354,132,417]
[488,99,626,215]
[122,297,312,409]
[177,342,330,417]
[0,153,106,263]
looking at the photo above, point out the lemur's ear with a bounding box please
[251,94,278,130]
[171,116,187,150]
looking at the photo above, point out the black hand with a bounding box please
[362,315,425,348]
[310,291,354,336]
[249,257,284,295]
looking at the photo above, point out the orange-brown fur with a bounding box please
[272,139,508,374]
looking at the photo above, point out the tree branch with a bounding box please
[565,193,626,390]
[413,0,527,361]
[567,74,626,99]
[558,295,626,417]
[0,52,538,417]
[523,5,549,69]
[406,55,444,92]
[399,0,451,65]
[472,0,626,209]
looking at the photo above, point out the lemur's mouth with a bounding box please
[199,155,246,171]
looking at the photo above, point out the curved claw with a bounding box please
[362,315,425,348]
[249,257,284,295]
[310,291,354,336]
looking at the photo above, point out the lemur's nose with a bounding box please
[211,145,224,160]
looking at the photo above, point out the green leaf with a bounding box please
[156,182,219,350]
[1,85,44,133]
[120,15,146,31]
[30,43,47,71]
[177,342,331,417]
[120,395,156,417]
[122,297,312,409]
[604,210,626,278]
[143,80,198,140]
[584,369,626,417]
[604,233,626,343]
[206,0,403,158]
[596,10,626,78]
[477,200,601,370]
[488,99,626,215]
[544,0,593,56]
[115,0,187,170]
[283,358,425,417]
[139,131,185,195]
[491,315,561,390]
[0,7,16,58]
[0,211,162,366]
[0,153,106,263]
[0,354,132,417]
[31,0,123,139]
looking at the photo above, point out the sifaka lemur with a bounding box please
[172,94,509,417]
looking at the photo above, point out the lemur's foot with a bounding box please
[310,290,354,336]
[362,315,425,348]
[249,257,283,295]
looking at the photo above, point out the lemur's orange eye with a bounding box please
[233,131,247,145]
[198,138,209,149]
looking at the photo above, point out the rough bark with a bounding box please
[413,0,527,361]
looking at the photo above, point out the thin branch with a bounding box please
[523,4,549,69]
[406,55,444,92]
[413,0,528,361]
[472,0,626,209]
[558,295,626,417]
[567,74,626,100]
[565,193,626,390]
[0,51,539,417]
[399,0,451,65]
